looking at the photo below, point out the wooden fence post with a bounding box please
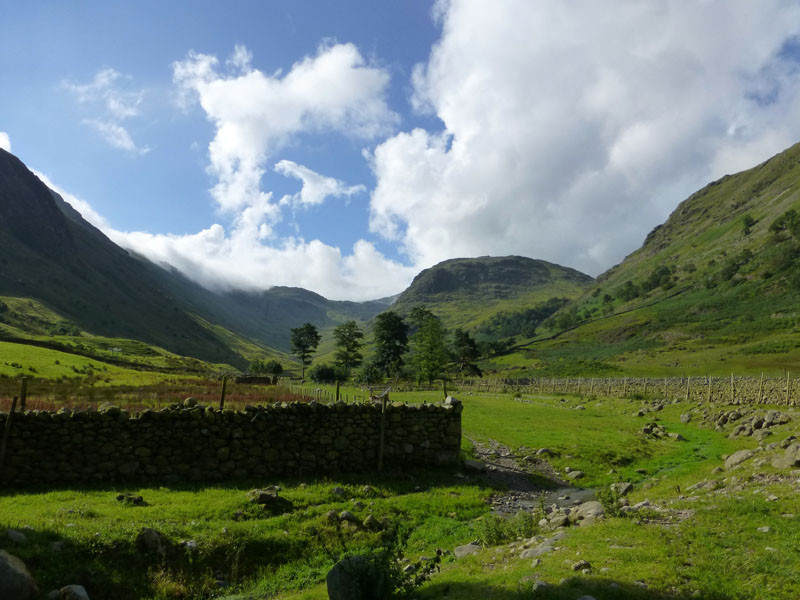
[786,372,790,406]
[686,376,691,401]
[19,378,27,412]
[377,395,387,472]
[707,375,711,403]
[335,380,340,403]
[219,376,227,410]
[0,397,18,471]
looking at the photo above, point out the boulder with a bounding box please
[135,527,166,557]
[610,482,633,496]
[326,554,387,600]
[454,543,481,558]
[248,489,293,514]
[772,443,800,470]
[520,543,554,559]
[463,459,486,472]
[60,585,90,600]
[725,449,754,470]
[0,550,39,600]
[6,529,28,544]
[571,501,605,522]
[566,470,584,480]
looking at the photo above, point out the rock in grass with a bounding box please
[115,493,145,506]
[566,470,585,480]
[60,584,90,600]
[454,543,481,558]
[463,459,486,472]
[610,482,633,496]
[339,510,360,525]
[724,449,754,470]
[571,501,605,522]
[520,543,554,559]
[772,443,800,470]
[135,527,167,557]
[326,554,387,600]
[248,488,293,514]
[6,529,28,544]
[0,550,39,600]
[572,559,591,571]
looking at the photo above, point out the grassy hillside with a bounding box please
[390,256,592,332]
[498,141,800,376]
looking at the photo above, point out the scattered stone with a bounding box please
[454,543,481,558]
[327,554,385,600]
[724,449,754,470]
[360,485,380,498]
[571,501,605,523]
[680,413,692,424]
[463,459,486,472]
[183,397,198,408]
[338,510,360,525]
[362,515,381,531]
[757,526,771,533]
[115,493,145,506]
[0,550,39,600]
[6,529,28,544]
[325,510,339,523]
[531,558,541,567]
[772,443,800,470]
[60,584,90,600]
[566,470,585,480]
[632,500,651,510]
[135,527,167,557]
[572,559,591,571]
[331,486,347,498]
[532,581,548,593]
[610,482,633,496]
[520,543,555,559]
[536,448,553,457]
[248,488,293,514]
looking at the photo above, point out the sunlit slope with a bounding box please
[509,141,800,376]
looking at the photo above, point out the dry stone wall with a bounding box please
[0,398,462,486]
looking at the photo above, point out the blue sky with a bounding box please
[3,1,800,299]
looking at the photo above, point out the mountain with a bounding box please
[389,255,593,333]
[512,141,800,376]
[0,148,250,367]
[0,149,389,368]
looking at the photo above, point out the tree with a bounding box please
[290,322,321,378]
[308,363,339,383]
[333,320,364,379]
[373,311,409,377]
[409,307,450,385]
[250,358,283,376]
[742,213,756,236]
[451,328,482,377]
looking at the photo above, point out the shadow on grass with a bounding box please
[0,464,508,498]
[420,577,735,600]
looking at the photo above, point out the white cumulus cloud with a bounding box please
[370,0,800,276]
[173,42,397,213]
[62,68,148,154]
[0,131,10,152]
[275,159,365,207]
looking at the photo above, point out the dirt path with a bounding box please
[467,438,596,516]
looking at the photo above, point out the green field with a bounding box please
[2,387,798,599]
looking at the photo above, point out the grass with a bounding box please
[1,388,798,599]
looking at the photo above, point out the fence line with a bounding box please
[449,374,798,406]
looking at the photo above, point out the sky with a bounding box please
[3,1,800,301]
